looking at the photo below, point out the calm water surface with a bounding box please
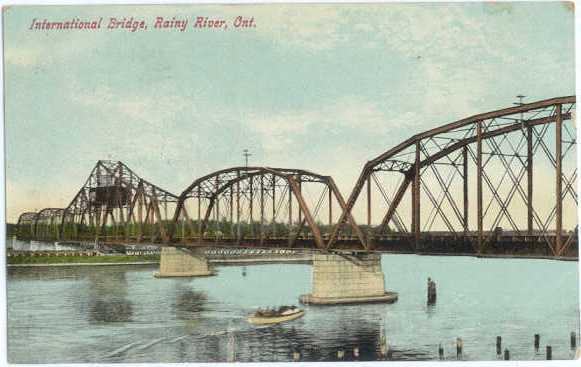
[7,254,580,362]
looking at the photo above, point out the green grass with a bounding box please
[7,254,160,265]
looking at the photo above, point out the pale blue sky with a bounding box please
[4,3,575,222]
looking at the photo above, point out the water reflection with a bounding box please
[84,267,133,323]
[173,283,207,320]
[8,266,86,281]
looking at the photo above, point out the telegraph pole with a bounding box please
[243,149,252,167]
[514,95,526,130]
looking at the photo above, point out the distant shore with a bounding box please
[7,254,160,267]
[6,253,313,268]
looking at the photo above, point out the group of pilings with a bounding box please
[492,333,579,361]
[230,331,579,362]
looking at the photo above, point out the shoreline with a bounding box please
[8,261,159,268]
[6,255,313,268]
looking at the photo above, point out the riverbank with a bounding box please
[6,253,313,267]
[7,254,160,266]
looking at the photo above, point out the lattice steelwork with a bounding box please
[59,160,179,243]
[329,96,577,256]
[33,208,66,241]
[171,167,363,249]
[14,96,578,257]
[16,212,38,239]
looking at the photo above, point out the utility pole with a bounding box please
[514,95,526,130]
[243,149,252,168]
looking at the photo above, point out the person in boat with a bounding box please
[255,305,299,317]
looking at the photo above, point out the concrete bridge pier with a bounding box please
[300,252,398,304]
[154,247,215,278]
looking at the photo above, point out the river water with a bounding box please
[6,254,580,362]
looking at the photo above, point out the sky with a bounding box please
[4,2,576,223]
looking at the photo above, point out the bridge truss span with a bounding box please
[171,166,365,249]
[13,96,578,258]
[330,96,577,256]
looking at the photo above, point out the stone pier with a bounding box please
[299,252,398,304]
[154,247,215,278]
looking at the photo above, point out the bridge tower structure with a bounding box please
[59,160,179,245]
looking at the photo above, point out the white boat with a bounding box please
[248,306,305,325]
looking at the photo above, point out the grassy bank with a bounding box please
[7,254,160,265]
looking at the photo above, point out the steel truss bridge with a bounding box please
[16,96,578,258]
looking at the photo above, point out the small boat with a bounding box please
[248,305,305,325]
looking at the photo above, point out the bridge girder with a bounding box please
[172,166,365,250]
[329,96,577,256]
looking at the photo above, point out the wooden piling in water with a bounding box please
[438,343,444,360]
[571,332,577,349]
[546,345,552,360]
[496,336,502,355]
[456,337,463,359]
[534,334,540,351]
[427,277,437,305]
[503,349,510,360]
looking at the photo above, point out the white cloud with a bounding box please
[245,96,386,153]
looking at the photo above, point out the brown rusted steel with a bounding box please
[17,212,38,239]
[260,174,265,245]
[527,125,533,235]
[325,178,367,250]
[419,114,570,170]
[463,146,469,232]
[328,186,333,227]
[236,170,241,243]
[477,121,483,252]
[377,175,411,235]
[54,161,178,244]
[229,185,234,237]
[298,177,302,226]
[170,166,336,249]
[32,208,65,241]
[555,104,563,255]
[413,141,421,244]
[327,96,575,257]
[249,175,254,237]
[367,176,371,227]
[328,97,575,246]
[288,183,292,231]
[197,186,202,238]
[287,176,324,249]
[272,175,276,237]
